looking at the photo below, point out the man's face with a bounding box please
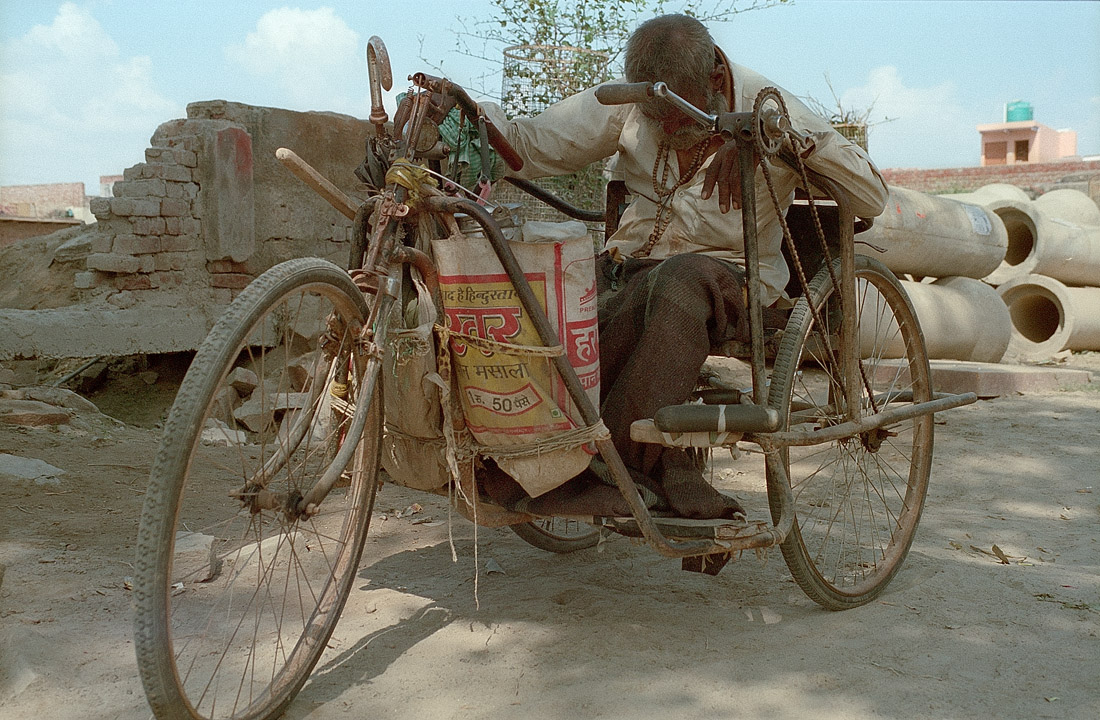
[640,82,721,150]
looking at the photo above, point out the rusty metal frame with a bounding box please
[281,74,979,559]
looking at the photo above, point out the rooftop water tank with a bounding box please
[1006,100,1033,122]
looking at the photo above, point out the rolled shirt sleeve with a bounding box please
[479,85,628,181]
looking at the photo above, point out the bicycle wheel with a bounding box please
[766,254,933,610]
[511,519,599,553]
[134,257,384,720]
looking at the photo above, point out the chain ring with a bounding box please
[752,87,788,158]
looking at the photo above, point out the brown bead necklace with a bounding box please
[630,137,711,258]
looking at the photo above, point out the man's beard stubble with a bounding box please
[651,90,727,150]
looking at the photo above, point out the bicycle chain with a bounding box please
[753,87,878,414]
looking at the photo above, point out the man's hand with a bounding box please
[701,138,758,213]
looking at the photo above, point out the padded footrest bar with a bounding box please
[654,403,781,434]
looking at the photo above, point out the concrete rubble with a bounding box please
[0,453,67,486]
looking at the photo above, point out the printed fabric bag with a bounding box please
[431,220,604,497]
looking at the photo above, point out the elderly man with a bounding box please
[483,14,888,519]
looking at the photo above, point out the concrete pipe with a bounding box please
[983,188,1100,286]
[996,274,1100,361]
[859,276,1012,363]
[938,183,1031,206]
[859,185,1007,280]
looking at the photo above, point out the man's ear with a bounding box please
[710,64,726,92]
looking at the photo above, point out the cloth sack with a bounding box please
[432,220,602,496]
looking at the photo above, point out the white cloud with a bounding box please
[840,65,982,169]
[0,2,181,189]
[225,7,366,114]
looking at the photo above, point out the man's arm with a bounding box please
[771,89,889,219]
[701,70,888,220]
[479,84,629,181]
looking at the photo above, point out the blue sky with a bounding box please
[2,0,1098,194]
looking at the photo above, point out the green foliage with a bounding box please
[460,0,788,74]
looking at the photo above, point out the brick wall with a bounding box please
[881,160,1100,200]
[0,182,86,218]
[84,133,205,295]
[77,101,370,307]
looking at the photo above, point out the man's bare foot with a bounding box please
[658,452,745,520]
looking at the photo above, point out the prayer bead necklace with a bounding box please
[630,137,710,259]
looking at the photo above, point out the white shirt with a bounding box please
[481,61,888,305]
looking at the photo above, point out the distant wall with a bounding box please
[0,217,83,248]
[0,182,91,222]
[882,160,1100,202]
[1,100,376,360]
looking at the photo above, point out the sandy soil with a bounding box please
[1,353,1098,720]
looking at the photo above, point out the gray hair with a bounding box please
[624,14,716,92]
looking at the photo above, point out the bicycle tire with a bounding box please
[766,255,933,610]
[134,257,384,720]
[510,519,599,553]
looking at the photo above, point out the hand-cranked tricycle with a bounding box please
[132,37,976,720]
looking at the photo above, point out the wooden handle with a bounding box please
[275,147,359,220]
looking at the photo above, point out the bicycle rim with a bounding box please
[767,255,933,609]
[134,258,383,719]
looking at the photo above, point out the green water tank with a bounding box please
[1005,100,1033,122]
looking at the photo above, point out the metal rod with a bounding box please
[349,197,381,270]
[833,181,862,422]
[739,146,767,405]
[50,356,104,387]
[752,392,977,448]
[652,82,717,130]
[503,177,605,223]
[298,266,399,513]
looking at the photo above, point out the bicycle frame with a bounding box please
[278,67,977,561]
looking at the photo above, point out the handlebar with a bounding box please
[410,72,524,172]
[593,81,654,105]
[596,81,814,153]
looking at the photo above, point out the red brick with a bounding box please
[211,273,253,289]
[112,234,160,255]
[114,274,156,291]
[131,216,165,235]
[87,252,141,273]
[0,399,71,426]
[160,198,189,217]
[154,271,183,287]
[207,259,250,273]
[159,234,199,252]
[154,252,188,271]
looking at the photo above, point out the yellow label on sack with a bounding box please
[440,273,573,436]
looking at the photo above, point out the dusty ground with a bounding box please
[1,353,1098,720]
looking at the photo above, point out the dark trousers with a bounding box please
[595,253,750,479]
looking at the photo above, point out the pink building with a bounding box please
[978,118,1077,166]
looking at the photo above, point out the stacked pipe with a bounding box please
[942,186,1100,361]
[855,185,1013,363]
